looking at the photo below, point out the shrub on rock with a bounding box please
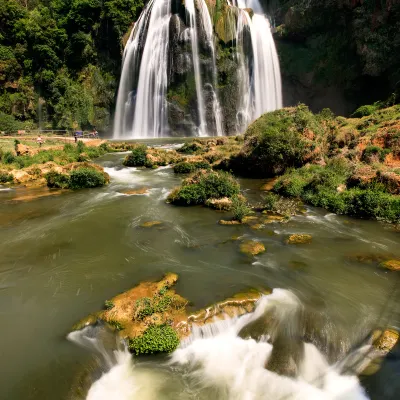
[225,105,324,177]
[69,167,108,189]
[45,171,71,188]
[128,324,180,355]
[123,145,148,167]
[168,170,240,205]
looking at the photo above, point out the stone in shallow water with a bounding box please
[140,221,163,228]
[218,219,241,225]
[286,234,312,245]
[373,329,399,353]
[121,187,150,195]
[380,259,400,271]
[240,240,266,256]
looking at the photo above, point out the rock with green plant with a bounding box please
[72,273,265,355]
[167,170,240,206]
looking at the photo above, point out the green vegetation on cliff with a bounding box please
[0,0,144,132]
[225,103,400,223]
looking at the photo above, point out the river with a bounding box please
[0,149,399,399]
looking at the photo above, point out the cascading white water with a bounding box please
[113,0,282,138]
[197,0,224,136]
[233,0,282,125]
[131,0,171,138]
[185,0,207,136]
[73,289,370,400]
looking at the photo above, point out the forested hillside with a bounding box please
[0,0,143,132]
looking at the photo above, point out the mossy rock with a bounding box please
[218,219,242,225]
[240,240,266,256]
[140,221,163,228]
[71,274,268,355]
[380,259,400,271]
[286,234,312,245]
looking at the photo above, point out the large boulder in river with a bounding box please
[72,274,264,355]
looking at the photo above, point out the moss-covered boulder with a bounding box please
[380,259,400,271]
[240,240,266,256]
[72,274,265,355]
[286,234,312,245]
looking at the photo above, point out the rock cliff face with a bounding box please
[269,0,400,115]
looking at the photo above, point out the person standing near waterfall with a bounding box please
[37,135,43,148]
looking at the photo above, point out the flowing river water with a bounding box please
[0,148,399,399]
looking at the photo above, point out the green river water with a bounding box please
[0,150,399,399]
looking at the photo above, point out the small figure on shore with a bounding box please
[37,135,43,148]
[91,127,99,138]
[74,131,78,143]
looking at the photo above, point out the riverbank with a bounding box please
[163,104,399,224]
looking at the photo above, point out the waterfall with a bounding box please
[113,0,282,138]
[185,0,207,136]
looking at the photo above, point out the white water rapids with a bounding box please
[69,289,370,400]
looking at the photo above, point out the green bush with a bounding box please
[168,170,240,206]
[227,107,313,177]
[274,163,400,223]
[362,146,390,163]
[0,172,13,183]
[2,151,16,164]
[69,167,107,189]
[263,192,280,210]
[14,139,20,152]
[169,185,207,205]
[351,104,380,118]
[177,141,203,154]
[128,324,179,355]
[231,195,251,222]
[76,140,86,154]
[173,162,195,174]
[45,171,71,189]
[63,143,75,152]
[173,161,210,174]
[0,112,22,133]
[123,145,147,167]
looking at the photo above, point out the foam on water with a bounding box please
[75,289,369,400]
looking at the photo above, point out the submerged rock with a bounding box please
[218,219,241,225]
[121,188,150,196]
[286,234,312,245]
[373,329,399,353]
[380,259,400,271]
[140,221,163,228]
[240,240,266,256]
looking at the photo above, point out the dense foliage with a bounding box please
[168,170,240,206]
[0,0,144,132]
[123,145,148,167]
[274,159,400,223]
[45,166,108,189]
[225,105,328,177]
[173,161,211,174]
[128,324,180,355]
